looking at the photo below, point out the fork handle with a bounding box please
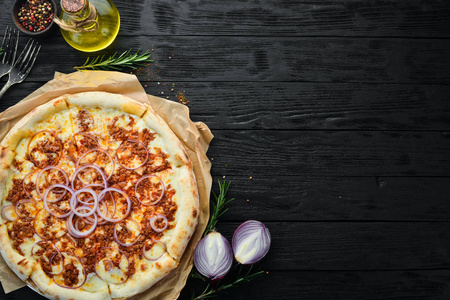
[0,81,13,99]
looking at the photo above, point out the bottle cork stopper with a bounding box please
[61,0,85,13]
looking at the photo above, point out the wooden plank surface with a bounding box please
[2,82,450,131]
[2,0,450,37]
[0,37,449,84]
[0,0,450,299]
[208,130,450,176]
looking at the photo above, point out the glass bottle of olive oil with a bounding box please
[59,0,120,52]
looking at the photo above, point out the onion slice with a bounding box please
[149,214,168,233]
[94,247,130,284]
[14,199,37,220]
[115,139,149,170]
[76,148,115,180]
[66,213,98,238]
[142,238,167,261]
[43,185,73,218]
[1,204,17,222]
[113,219,141,247]
[36,166,69,200]
[134,175,165,206]
[27,130,63,169]
[97,188,131,222]
[71,164,108,190]
[53,252,87,289]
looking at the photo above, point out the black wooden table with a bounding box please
[1,0,450,299]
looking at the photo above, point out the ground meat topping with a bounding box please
[76,109,94,132]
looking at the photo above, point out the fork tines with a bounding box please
[14,39,40,75]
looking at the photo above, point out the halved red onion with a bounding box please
[71,164,108,190]
[43,185,73,218]
[134,175,165,206]
[194,232,233,281]
[27,130,63,169]
[14,199,37,220]
[115,139,149,170]
[142,238,167,261]
[113,219,141,247]
[36,166,69,200]
[96,188,131,222]
[149,214,168,233]
[53,251,87,289]
[94,247,130,284]
[1,204,17,222]
[66,212,97,238]
[232,220,271,265]
[76,148,115,180]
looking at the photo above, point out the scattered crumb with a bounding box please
[249,176,253,179]
[223,175,226,179]
[177,91,189,105]
[246,199,249,202]
[144,85,147,87]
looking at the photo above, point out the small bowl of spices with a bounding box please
[12,0,57,36]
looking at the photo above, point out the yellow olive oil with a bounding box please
[60,0,120,52]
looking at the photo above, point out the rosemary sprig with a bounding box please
[190,265,265,300]
[0,47,3,56]
[74,49,152,71]
[203,180,234,237]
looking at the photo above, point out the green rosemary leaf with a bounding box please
[74,49,152,71]
[0,48,3,56]
[203,180,234,237]
[190,265,265,300]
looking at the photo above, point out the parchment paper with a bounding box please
[0,71,213,299]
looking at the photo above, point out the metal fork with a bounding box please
[0,26,19,79]
[0,39,40,99]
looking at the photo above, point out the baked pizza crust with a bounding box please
[108,254,177,299]
[0,225,36,281]
[0,98,69,150]
[0,92,200,299]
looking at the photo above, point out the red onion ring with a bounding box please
[113,219,141,247]
[142,238,167,261]
[68,133,99,161]
[69,188,98,216]
[94,247,130,284]
[149,214,168,233]
[71,164,107,190]
[43,185,73,218]
[66,213,97,238]
[1,204,17,222]
[53,252,87,289]
[27,130,63,169]
[42,184,74,204]
[97,188,131,222]
[115,139,149,170]
[76,148,115,180]
[134,175,165,206]
[36,166,69,200]
[31,241,64,276]
[14,199,37,220]
[22,170,39,198]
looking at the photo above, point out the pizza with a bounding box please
[0,92,199,299]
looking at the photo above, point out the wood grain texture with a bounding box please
[216,176,450,222]
[215,221,450,271]
[185,270,450,300]
[2,0,450,37]
[1,36,450,84]
[2,82,450,131]
[209,130,450,176]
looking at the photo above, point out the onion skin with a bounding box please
[194,232,233,281]
[232,220,271,265]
